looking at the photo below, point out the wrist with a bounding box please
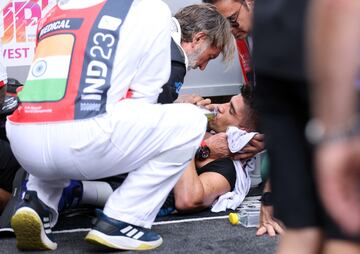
[305,116,360,146]
[195,140,211,161]
[260,192,272,206]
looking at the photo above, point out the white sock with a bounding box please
[81,181,113,207]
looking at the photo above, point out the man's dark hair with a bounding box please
[240,84,259,131]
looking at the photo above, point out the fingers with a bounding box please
[241,144,260,153]
[256,222,283,237]
[191,95,204,104]
[175,94,201,104]
[196,98,211,107]
[256,226,267,236]
[265,223,276,237]
[232,152,254,161]
[174,94,213,108]
[232,144,259,160]
[250,140,265,151]
[273,222,285,235]
[253,133,265,141]
[249,136,265,151]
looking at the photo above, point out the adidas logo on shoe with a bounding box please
[11,191,57,251]
[85,209,163,250]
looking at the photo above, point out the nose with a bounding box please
[217,103,227,113]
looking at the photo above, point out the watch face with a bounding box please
[196,145,211,160]
[200,146,210,159]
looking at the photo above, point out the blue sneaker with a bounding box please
[11,191,57,250]
[85,209,163,250]
[157,206,176,217]
[58,180,83,212]
[157,192,176,217]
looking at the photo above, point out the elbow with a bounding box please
[174,193,205,212]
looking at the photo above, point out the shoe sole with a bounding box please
[85,229,163,250]
[11,207,57,250]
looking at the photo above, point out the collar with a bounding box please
[171,17,189,70]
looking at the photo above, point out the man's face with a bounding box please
[208,94,246,133]
[214,0,253,40]
[186,39,221,71]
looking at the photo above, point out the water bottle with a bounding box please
[228,198,261,227]
[228,210,260,228]
[198,106,218,121]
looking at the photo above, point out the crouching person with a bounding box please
[6,0,207,251]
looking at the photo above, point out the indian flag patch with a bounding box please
[19,34,74,102]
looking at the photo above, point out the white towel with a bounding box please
[211,127,257,212]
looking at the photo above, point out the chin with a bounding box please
[208,122,216,132]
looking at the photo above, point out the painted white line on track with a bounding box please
[53,228,91,234]
[52,215,229,234]
[153,215,229,225]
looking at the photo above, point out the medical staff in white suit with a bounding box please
[7,0,207,251]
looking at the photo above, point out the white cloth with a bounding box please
[211,127,257,212]
[7,0,207,229]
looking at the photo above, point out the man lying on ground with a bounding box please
[172,84,262,213]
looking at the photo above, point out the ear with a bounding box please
[192,32,207,47]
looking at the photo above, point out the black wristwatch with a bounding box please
[195,141,211,161]
[260,192,273,206]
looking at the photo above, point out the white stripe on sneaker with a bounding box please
[133,231,144,240]
[120,226,133,234]
[126,228,138,237]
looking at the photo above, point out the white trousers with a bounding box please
[6,100,207,228]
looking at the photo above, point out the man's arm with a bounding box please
[307,0,360,234]
[196,132,230,169]
[256,180,285,237]
[173,158,231,212]
[173,159,206,212]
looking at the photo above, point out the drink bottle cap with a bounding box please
[228,212,239,225]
